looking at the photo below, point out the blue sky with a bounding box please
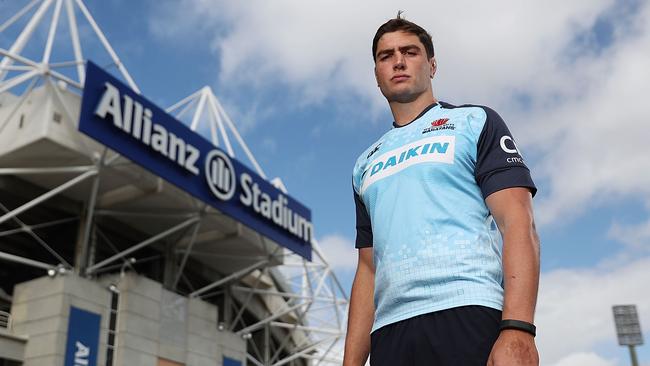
[2,0,650,365]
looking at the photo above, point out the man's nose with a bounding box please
[393,53,406,70]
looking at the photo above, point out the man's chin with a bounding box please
[385,92,420,104]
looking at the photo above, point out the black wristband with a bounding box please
[499,319,536,337]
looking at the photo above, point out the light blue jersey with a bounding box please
[352,102,536,332]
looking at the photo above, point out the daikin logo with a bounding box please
[360,135,455,194]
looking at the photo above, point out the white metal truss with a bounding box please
[168,85,348,365]
[0,2,349,365]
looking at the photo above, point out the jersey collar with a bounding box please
[392,102,439,128]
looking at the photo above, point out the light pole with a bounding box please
[613,305,643,366]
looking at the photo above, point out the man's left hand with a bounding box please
[487,329,539,366]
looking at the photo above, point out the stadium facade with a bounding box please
[0,1,348,365]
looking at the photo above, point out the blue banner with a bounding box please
[224,356,242,366]
[79,61,312,260]
[64,306,101,366]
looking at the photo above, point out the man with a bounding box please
[343,15,540,366]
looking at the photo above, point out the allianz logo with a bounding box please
[361,136,455,194]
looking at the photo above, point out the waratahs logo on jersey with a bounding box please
[360,136,455,194]
[422,118,455,134]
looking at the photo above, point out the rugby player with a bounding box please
[343,14,540,366]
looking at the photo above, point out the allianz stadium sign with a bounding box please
[79,61,312,260]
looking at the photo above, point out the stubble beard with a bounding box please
[382,86,425,104]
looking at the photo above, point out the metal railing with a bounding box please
[0,310,11,330]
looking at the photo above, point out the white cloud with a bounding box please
[551,352,616,366]
[609,218,650,250]
[317,234,357,272]
[517,0,650,225]
[536,256,650,365]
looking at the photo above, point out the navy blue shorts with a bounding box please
[370,305,501,366]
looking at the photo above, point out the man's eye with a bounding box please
[405,51,417,56]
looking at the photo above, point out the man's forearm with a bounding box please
[501,219,540,323]
[343,266,375,366]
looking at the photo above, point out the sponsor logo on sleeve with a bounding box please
[360,136,455,194]
[500,135,525,163]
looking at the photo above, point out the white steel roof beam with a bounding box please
[48,60,82,68]
[229,268,269,329]
[0,250,55,271]
[73,0,139,92]
[49,68,83,89]
[270,322,340,336]
[236,301,310,336]
[0,202,71,267]
[95,228,138,273]
[0,65,32,71]
[0,165,94,175]
[65,0,85,84]
[0,0,52,81]
[0,0,40,33]
[42,0,63,64]
[245,354,265,366]
[212,96,267,178]
[173,96,199,121]
[0,68,39,94]
[271,335,338,366]
[190,90,207,130]
[0,47,40,67]
[207,92,234,155]
[190,259,269,298]
[172,219,202,290]
[0,169,97,226]
[231,286,347,304]
[206,96,220,147]
[0,217,77,238]
[86,216,200,274]
[166,88,202,114]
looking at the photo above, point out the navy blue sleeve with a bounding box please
[354,190,373,248]
[475,107,537,199]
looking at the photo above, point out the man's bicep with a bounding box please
[485,187,535,232]
[357,247,375,272]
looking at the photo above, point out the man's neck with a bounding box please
[390,94,438,126]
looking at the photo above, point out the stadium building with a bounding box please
[0,1,348,365]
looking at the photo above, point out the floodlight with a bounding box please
[613,304,643,366]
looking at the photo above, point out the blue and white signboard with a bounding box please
[224,356,243,366]
[79,61,312,260]
[64,306,101,366]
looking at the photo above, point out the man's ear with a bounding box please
[375,66,380,86]
[430,57,437,79]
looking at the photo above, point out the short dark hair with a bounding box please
[372,13,434,61]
